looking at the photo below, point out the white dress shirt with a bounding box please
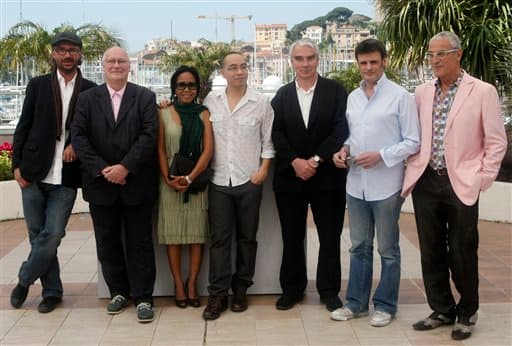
[42,71,76,185]
[295,78,317,127]
[203,87,275,187]
[345,74,420,201]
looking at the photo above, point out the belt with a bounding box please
[428,166,448,176]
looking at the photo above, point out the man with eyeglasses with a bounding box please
[201,51,275,320]
[72,46,158,323]
[402,31,507,340]
[11,32,96,313]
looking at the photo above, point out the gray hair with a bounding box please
[289,38,320,61]
[430,31,461,49]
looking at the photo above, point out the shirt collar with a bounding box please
[359,73,387,92]
[295,76,318,94]
[56,69,77,87]
[107,84,126,98]
[215,86,258,102]
[435,70,464,89]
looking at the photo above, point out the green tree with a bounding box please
[160,39,233,100]
[329,63,403,93]
[0,20,122,77]
[287,7,354,43]
[376,0,512,89]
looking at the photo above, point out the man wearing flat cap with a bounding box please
[11,32,96,313]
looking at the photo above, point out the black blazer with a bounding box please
[271,76,349,192]
[12,73,96,187]
[71,82,159,206]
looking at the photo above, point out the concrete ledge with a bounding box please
[1,180,510,223]
[401,181,511,223]
[0,180,89,220]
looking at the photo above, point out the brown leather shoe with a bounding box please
[231,292,248,312]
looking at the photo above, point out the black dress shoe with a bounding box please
[451,313,477,340]
[38,296,62,313]
[202,295,228,320]
[276,294,303,310]
[231,292,248,312]
[412,311,455,331]
[320,296,343,312]
[10,283,29,309]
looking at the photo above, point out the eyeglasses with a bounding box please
[426,49,459,60]
[103,58,129,66]
[176,82,198,90]
[225,64,249,72]
[54,47,81,56]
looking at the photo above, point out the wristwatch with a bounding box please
[313,155,321,164]
[185,176,193,185]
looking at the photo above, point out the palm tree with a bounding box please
[376,0,512,89]
[0,21,51,83]
[376,0,512,180]
[160,39,233,100]
[55,23,122,61]
[0,21,122,78]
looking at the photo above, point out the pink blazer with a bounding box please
[402,73,507,206]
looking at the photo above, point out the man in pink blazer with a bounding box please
[402,31,507,341]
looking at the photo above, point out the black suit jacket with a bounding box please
[271,76,349,192]
[71,82,159,205]
[12,73,96,187]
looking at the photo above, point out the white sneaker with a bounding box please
[370,310,393,327]
[330,306,369,321]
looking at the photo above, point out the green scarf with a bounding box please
[174,101,206,203]
[174,102,206,162]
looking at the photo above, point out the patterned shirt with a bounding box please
[429,72,464,169]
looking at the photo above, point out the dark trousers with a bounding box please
[89,201,156,305]
[207,181,263,296]
[275,187,346,299]
[412,167,479,318]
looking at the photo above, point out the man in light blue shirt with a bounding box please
[330,39,420,327]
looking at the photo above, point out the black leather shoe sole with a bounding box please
[451,329,472,340]
[231,293,248,312]
[276,295,303,310]
[202,304,228,321]
[38,296,62,313]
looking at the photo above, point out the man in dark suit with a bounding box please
[71,46,158,323]
[271,38,349,311]
[10,32,96,313]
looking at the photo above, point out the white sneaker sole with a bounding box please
[370,317,393,327]
[330,311,369,321]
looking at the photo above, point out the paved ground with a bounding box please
[0,212,510,345]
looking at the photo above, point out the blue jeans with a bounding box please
[345,192,403,316]
[18,182,77,298]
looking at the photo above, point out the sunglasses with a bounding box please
[176,82,198,90]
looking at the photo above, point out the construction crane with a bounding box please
[197,14,252,43]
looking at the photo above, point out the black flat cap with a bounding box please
[51,32,83,48]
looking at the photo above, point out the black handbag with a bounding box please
[169,153,212,192]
